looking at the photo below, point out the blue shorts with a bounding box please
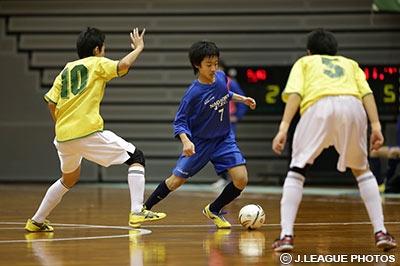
[172,131,246,178]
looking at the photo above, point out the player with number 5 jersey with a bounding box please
[25,27,166,233]
[271,28,396,252]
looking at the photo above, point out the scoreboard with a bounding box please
[234,65,399,120]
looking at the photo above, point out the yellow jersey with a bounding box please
[44,56,128,142]
[282,55,373,115]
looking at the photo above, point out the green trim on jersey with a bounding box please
[283,55,372,115]
[55,130,104,143]
[45,56,122,142]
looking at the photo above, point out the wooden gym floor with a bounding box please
[0,182,399,266]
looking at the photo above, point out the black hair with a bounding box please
[188,40,219,75]
[76,27,105,59]
[307,29,338,56]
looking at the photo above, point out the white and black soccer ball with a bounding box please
[238,204,265,230]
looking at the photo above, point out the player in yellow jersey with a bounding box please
[271,29,396,252]
[25,27,165,232]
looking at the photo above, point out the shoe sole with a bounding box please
[129,213,166,228]
[25,229,54,232]
[376,241,397,251]
[274,245,294,252]
[129,223,142,228]
[25,225,54,232]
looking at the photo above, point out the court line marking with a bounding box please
[1,233,134,243]
[0,222,151,244]
[2,220,400,243]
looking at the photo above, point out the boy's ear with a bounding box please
[92,46,100,56]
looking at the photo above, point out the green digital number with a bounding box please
[61,65,88,98]
[265,85,280,104]
[321,57,344,78]
[383,84,396,103]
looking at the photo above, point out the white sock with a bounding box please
[280,171,305,239]
[128,166,145,213]
[357,172,386,233]
[31,179,69,223]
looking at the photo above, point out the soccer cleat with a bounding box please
[375,231,397,251]
[272,235,294,252]
[202,204,231,229]
[129,207,166,228]
[24,219,54,232]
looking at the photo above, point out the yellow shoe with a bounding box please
[129,207,166,228]
[24,219,54,232]
[202,204,231,229]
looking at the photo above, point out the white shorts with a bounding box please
[290,96,368,172]
[54,130,136,173]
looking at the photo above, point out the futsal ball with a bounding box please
[238,204,265,230]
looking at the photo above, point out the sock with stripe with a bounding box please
[357,172,386,233]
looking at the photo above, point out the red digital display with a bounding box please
[246,69,267,83]
[235,65,399,120]
[364,66,398,81]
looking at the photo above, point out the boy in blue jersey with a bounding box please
[143,40,256,228]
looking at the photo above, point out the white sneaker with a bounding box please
[211,179,228,188]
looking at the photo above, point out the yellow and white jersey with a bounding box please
[44,56,128,142]
[282,54,373,115]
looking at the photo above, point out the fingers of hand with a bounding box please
[273,148,282,155]
[184,151,195,157]
[130,28,140,40]
[140,28,146,37]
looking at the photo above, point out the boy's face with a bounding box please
[196,56,218,84]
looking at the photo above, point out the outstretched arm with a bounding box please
[231,93,256,110]
[272,93,301,155]
[118,28,146,74]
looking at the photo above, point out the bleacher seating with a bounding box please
[0,0,399,184]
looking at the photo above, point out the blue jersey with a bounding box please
[174,70,233,139]
[228,78,247,119]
